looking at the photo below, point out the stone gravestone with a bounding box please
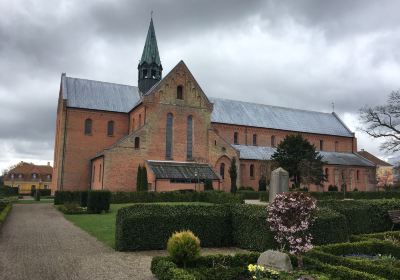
[257,250,293,272]
[269,167,289,203]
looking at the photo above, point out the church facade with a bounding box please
[51,19,377,194]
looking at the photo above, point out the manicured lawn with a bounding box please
[63,202,213,248]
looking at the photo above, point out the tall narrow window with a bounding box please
[99,164,102,182]
[151,69,156,78]
[250,164,255,178]
[166,113,173,159]
[356,170,360,181]
[325,168,329,180]
[177,85,183,100]
[234,132,239,144]
[134,137,140,149]
[187,116,193,160]
[319,140,324,151]
[85,119,92,135]
[143,69,148,78]
[335,141,339,152]
[139,114,142,127]
[253,134,257,146]
[92,166,95,183]
[271,135,276,147]
[132,118,135,130]
[220,163,225,179]
[107,121,114,136]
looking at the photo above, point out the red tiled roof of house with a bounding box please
[6,162,53,181]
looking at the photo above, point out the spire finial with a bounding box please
[332,101,335,112]
[151,10,153,19]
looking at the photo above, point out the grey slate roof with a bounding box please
[210,98,353,137]
[62,75,140,113]
[146,160,220,180]
[232,145,375,167]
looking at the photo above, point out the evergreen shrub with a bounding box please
[167,231,200,267]
[87,190,111,213]
[115,204,232,251]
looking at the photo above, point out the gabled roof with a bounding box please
[61,74,141,113]
[210,98,353,137]
[357,150,392,167]
[233,145,375,167]
[5,162,53,181]
[139,18,161,67]
[146,160,220,180]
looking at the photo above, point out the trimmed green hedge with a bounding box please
[236,190,267,200]
[151,253,260,280]
[30,188,51,197]
[305,240,400,280]
[111,191,243,204]
[87,190,111,213]
[318,199,400,234]
[116,204,232,251]
[0,186,18,197]
[0,202,12,226]
[231,205,349,251]
[54,190,89,206]
[260,191,400,201]
[350,231,400,242]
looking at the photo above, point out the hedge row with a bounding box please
[236,191,268,200]
[116,204,232,251]
[30,189,51,197]
[350,231,400,242]
[151,253,260,280]
[0,199,12,226]
[305,240,400,280]
[318,199,400,234]
[54,191,88,206]
[0,186,18,197]
[260,191,400,201]
[116,203,350,251]
[110,190,243,204]
[231,205,349,252]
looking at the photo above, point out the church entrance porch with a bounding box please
[145,160,221,192]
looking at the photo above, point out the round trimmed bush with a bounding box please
[167,230,200,267]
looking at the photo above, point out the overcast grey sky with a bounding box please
[1,0,400,171]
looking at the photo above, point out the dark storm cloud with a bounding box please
[1,0,400,170]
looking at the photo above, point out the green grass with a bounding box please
[62,202,213,248]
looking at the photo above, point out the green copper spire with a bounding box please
[139,17,161,66]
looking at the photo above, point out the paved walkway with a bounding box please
[0,204,246,280]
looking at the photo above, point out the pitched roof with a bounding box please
[139,18,161,66]
[5,162,53,182]
[357,150,392,167]
[210,98,353,137]
[233,145,375,167]
[61,74,140,113]
[146,160,220,180]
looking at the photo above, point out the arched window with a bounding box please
[250,164,255,178]
[177,85,183,100]
[271,135,276,147]
[85,119,92,135]
[253,134,257,146]
[139,114,142,127]
[143,69,148,78]
[107,121,114,136]
[220,163,225,179]
[234,132,239,144]
[166,113,173,159]
[134,137,140,149]
[356,170,360,181]
[187,116,193,160]
[325,168,329,180]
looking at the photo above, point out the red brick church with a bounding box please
[51,18,377,193]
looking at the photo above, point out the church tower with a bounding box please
[138,17,163,94]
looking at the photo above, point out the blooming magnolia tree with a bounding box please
[267,192,317,268]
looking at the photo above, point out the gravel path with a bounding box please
[0,203,247,280]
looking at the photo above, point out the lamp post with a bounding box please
[194,171,198,192]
